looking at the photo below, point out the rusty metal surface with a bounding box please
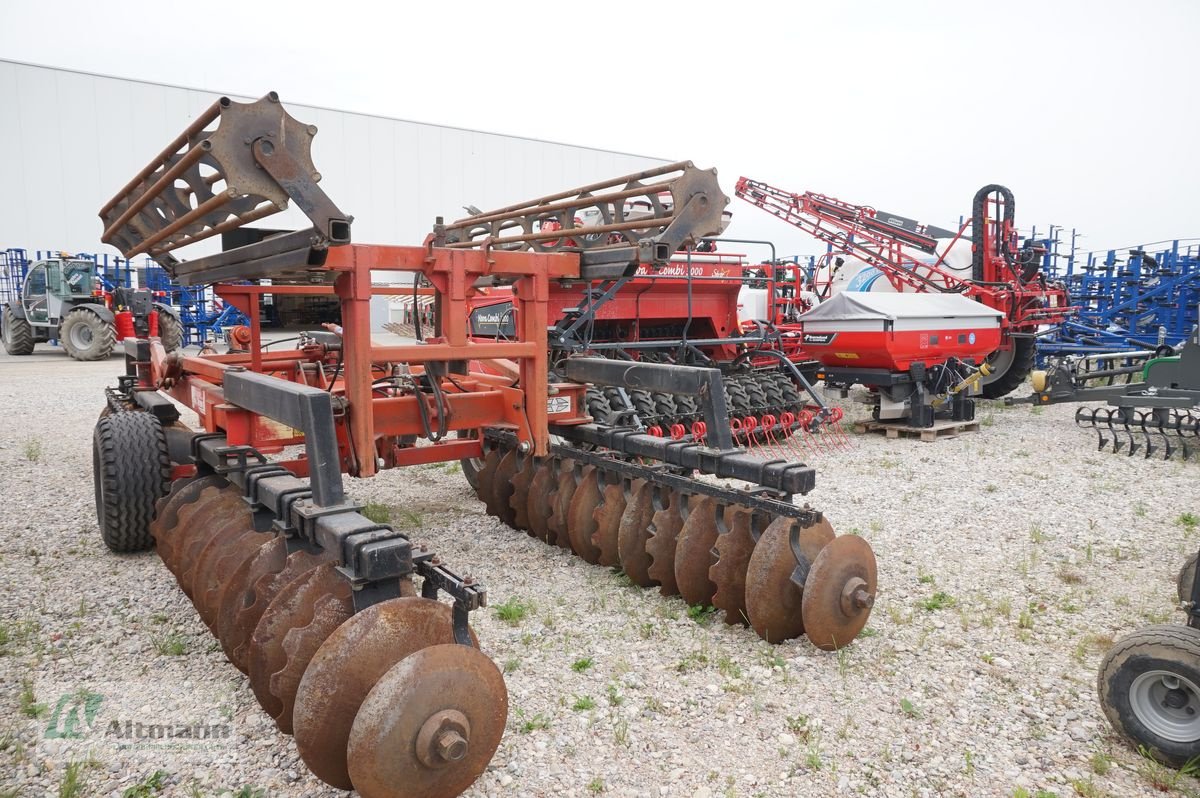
[484,449,520,527]
[565,466,603,564]
[591,479,626,568]
[507,455,537,531]
[616,479,657,587]
[800,535,877,651]
[673,495,720,606]
[215,537,288,667]
[438,162,729,268]
[744,516,835,643]
[547,464,579,551]
[171,488,251,595]
[710,505,759,625]
[525,462,557,543]
[474,449,501,514]
[194,529,273,638]
[99,93,348,267]
[346,644,508,798]
[151,476,229,572]
[256,563,355,733]
[293,598,476,790]
[645,489,685,597]
[246,561,329,721]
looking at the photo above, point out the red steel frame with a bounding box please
[137,240,591,481]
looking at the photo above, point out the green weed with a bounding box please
[571,657,594,673]
[493,597,532,625]
[361,502,391,523]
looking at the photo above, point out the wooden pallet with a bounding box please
[853,418,982,442]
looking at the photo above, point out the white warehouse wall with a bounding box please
[0,60,669,264]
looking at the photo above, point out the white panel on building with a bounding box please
[0,60,669,269]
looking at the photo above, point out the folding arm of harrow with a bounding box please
[436,162,730,280]
[99,93,352,284]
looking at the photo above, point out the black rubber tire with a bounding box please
[1098,624,1200,768]
[458,430,484,493]
[1179,553,1199,605]
[980,337,1036,399]
[2,305,34,355]
[92,412,171,552]
[156,310,183,353]
[651,392,677,424]
[742,376,768,414]
[61,308,116,361]
[629,390,656,424]
[725,379,751,417]
[586,387,615,425]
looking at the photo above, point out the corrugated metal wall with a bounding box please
[0,60,667,260]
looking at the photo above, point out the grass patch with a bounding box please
[899,698,921,719]
[1089,751,1112,776]
[58,759,97,798]
[1178,512,1200,532]
[676,649,709,673]
[23,438,42,463]
[587,777,605,794]
[687,604,718,625]
[361,502,391,524]
[151,632,187,656]
[493,597,532,625]
[571,695,596,711]
[571,657,594,673]
[20,678,46,718]
[519,713,550,733]
[919,591,955,612]
[122,771,168,797]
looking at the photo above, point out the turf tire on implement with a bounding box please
[93,411,171,552]
[1097,624,1200,768]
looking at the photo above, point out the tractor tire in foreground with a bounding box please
[980,337,1036,399]
[1098,624,1200,767]
[1,305,35,356]
[61,307,116,361]
[93,411,171,552]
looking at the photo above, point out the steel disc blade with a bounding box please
[525,461,557,543]
[216,537,286,645]
[547,464,579,551]
[744,515,835,643]
[151,475,228,565]
[566,466,603,564]
[591,480,626,568]
[347,644,507,798]
[293,597,478,790]
[265,563,356,733]
[617,479,657,588]
[674,495,720,606]
[800,535,877,650]
[166,485,244,586]
[508,455,536,531]
[473,448,502,512]
[484,449,520,527]
[223,546,330,675]
[174,495,253,597]
[245,560,338,723]
[710,505,756,625]
[194,529,273,638]
[645,489,685,597]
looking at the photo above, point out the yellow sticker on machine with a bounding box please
[834,352,860,359]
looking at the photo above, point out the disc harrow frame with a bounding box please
[89,92,879,798]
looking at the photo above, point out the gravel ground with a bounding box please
[1,346,1198,798]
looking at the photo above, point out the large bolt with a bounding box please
[852,589,874,610]
[435,729,469,762]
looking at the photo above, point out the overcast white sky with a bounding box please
[4,0,1198,262]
